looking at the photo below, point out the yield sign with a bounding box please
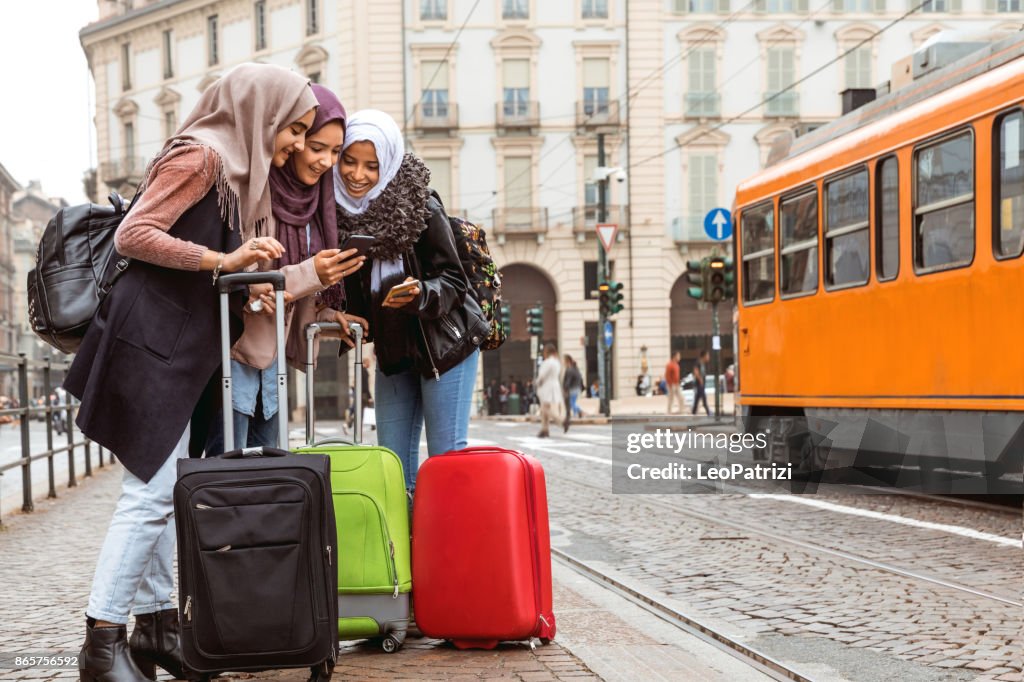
[596,223,618,254]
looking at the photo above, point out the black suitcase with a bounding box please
[174,272,337,680]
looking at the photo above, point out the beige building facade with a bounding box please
[80,0,1018,405]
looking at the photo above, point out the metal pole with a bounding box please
[352,322,364,444]
[43,359,55,498]
[18,354,32,512]
[712,303,721,422]
[597,133,610,417]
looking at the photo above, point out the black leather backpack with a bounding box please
[27,192,134,354]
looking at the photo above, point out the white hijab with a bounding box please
[333,109,405,216]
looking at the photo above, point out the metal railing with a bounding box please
[496,101,540,132]
[572,204,629,234]
[413,102,459,132]
[99,156,148,186]
[684,92,721,119]
[0,353,109,525]
[491,207,549,235]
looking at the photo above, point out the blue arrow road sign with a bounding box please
[703,208,733,241]
[604,321,613,348]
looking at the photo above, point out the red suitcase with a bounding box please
[411,446,556,649]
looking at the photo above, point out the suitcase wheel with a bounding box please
[381,635,401,653]
[306,658,334,682]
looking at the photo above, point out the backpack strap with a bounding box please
[98,186,143,295]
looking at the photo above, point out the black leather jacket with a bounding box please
[343,197,490,379]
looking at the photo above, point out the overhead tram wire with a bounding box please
[625,0,930,173]
[404,0,482,128]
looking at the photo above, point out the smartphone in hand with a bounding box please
[344,235,376,258]
[383,279,421,305]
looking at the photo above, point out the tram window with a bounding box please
[780,188,818,296]
[876,157,899,281]
[825,169,869,289]
[914,131,974,272]
[995,111,1024,259]
[741,202,775,304]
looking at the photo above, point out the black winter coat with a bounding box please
[64,189,244,483]
[343,196,489,379]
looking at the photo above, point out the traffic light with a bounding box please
[686,259,706,301]
[500,304,511,336]
[598,281,610,316]
[606,280,624,315]
[526,306,544,336]
[722,258,736,300]
[707,256,726,303]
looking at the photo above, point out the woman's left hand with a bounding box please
[246,283,293,316]
[381,277,421,309]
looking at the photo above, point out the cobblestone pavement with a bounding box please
[0,461,598,682]
[496,426,1022,682]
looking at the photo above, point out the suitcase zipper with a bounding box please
[326,545,332,566]
[184,595,192,622]
[511,451,547,637]
[337,490,402,593]
[389,540,399,598]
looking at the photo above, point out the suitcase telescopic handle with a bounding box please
[217,271,286,293]
[221,446,289,459]
[218,271,289,452]
[304,321,364,446]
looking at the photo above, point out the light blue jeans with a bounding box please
[87,426,190,623]
[375,349,478,491]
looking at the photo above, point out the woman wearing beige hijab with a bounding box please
[65,63,318,682]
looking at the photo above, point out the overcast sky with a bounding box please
[0,2,98,204]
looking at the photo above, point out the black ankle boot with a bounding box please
[129,609,189,680]
[79,621,150,682]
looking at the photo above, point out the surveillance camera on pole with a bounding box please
[592,166,627,184]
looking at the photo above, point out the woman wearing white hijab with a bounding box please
[334,110,489,494]
[66,63,317,682]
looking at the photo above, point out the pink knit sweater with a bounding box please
[114,145,219,269]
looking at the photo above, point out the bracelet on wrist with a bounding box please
[211,252,225,284]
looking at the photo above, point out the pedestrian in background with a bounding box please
[665,351,683,414]
[562,354,584,432]
[64,63,317,682]
[335,109,488,494]
[536,343,563,438]
[692,349,711,416]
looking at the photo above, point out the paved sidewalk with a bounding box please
[0,460,598,681]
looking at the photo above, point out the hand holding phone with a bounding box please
[344,235,376,258]
[382,278,421,308]
[314,246,366,286]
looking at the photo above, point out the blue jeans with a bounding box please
[205,401,280,453]
[88,426,190,623]
[375,349,478,491]
[569,389,582,417]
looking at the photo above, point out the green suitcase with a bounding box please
[297,321,411,653]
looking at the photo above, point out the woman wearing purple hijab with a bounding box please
[208,84,368,451]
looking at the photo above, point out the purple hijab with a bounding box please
[269,84,347,268]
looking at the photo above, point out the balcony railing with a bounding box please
[496,101,540,133]
[684,92,721,119]
[672,213,720,243]
[99,156,148,188]
[491,207,548,238]
[576,100,621,130]
[572,204,629,235]
[764,91,799,118]
[413,102,459,132]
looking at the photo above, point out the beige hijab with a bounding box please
[142,63,318,241]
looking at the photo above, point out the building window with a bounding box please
[780,188,818,296]
[505,157,532,209]
[207,15,219,66]
[843,45,873,89]
[997,0,1022,10]
[420,60,449,118]
[306,0,319,35]
[502,59,530,118]
[686,48,719,118]
[766,47,797,117]
[162,30,173,79]
[741,202,775,303]
[877,156,899,280]
[121,43,131,91]
[920,0,947,11]
[995,110,1023,259]
[255,1,267,51]
[421,0,447,19]
[688,153,718,238]
[164,110,177,139]
[914,131,974,271]
[675,0,728,11]
[584,260,615,299]
[824,169,869,289]
[582,58,610,116]
[584,154,598,208]
[123,121,135,160]
[835,0,877,10]
[582,0,608,18]
[503,0,529,20]
[425,158,452,208]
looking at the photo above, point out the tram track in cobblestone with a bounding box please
[552,545,816,682]
[555,473,1023,609]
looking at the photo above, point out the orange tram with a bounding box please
[734,34,1023,481]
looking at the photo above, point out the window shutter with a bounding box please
[873,0,885,11]
[717,0,730,12]
[421,60,448,89]
[795,0,809,12]
[983,0,995,9]
[674,0,689,12]
[949,0,961,10]
[754,0,766,12]
[503,59,530,88]
[833,0,845,10]
[426,158,452,208]
[504,157,532,209]
[583,58,610,87]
